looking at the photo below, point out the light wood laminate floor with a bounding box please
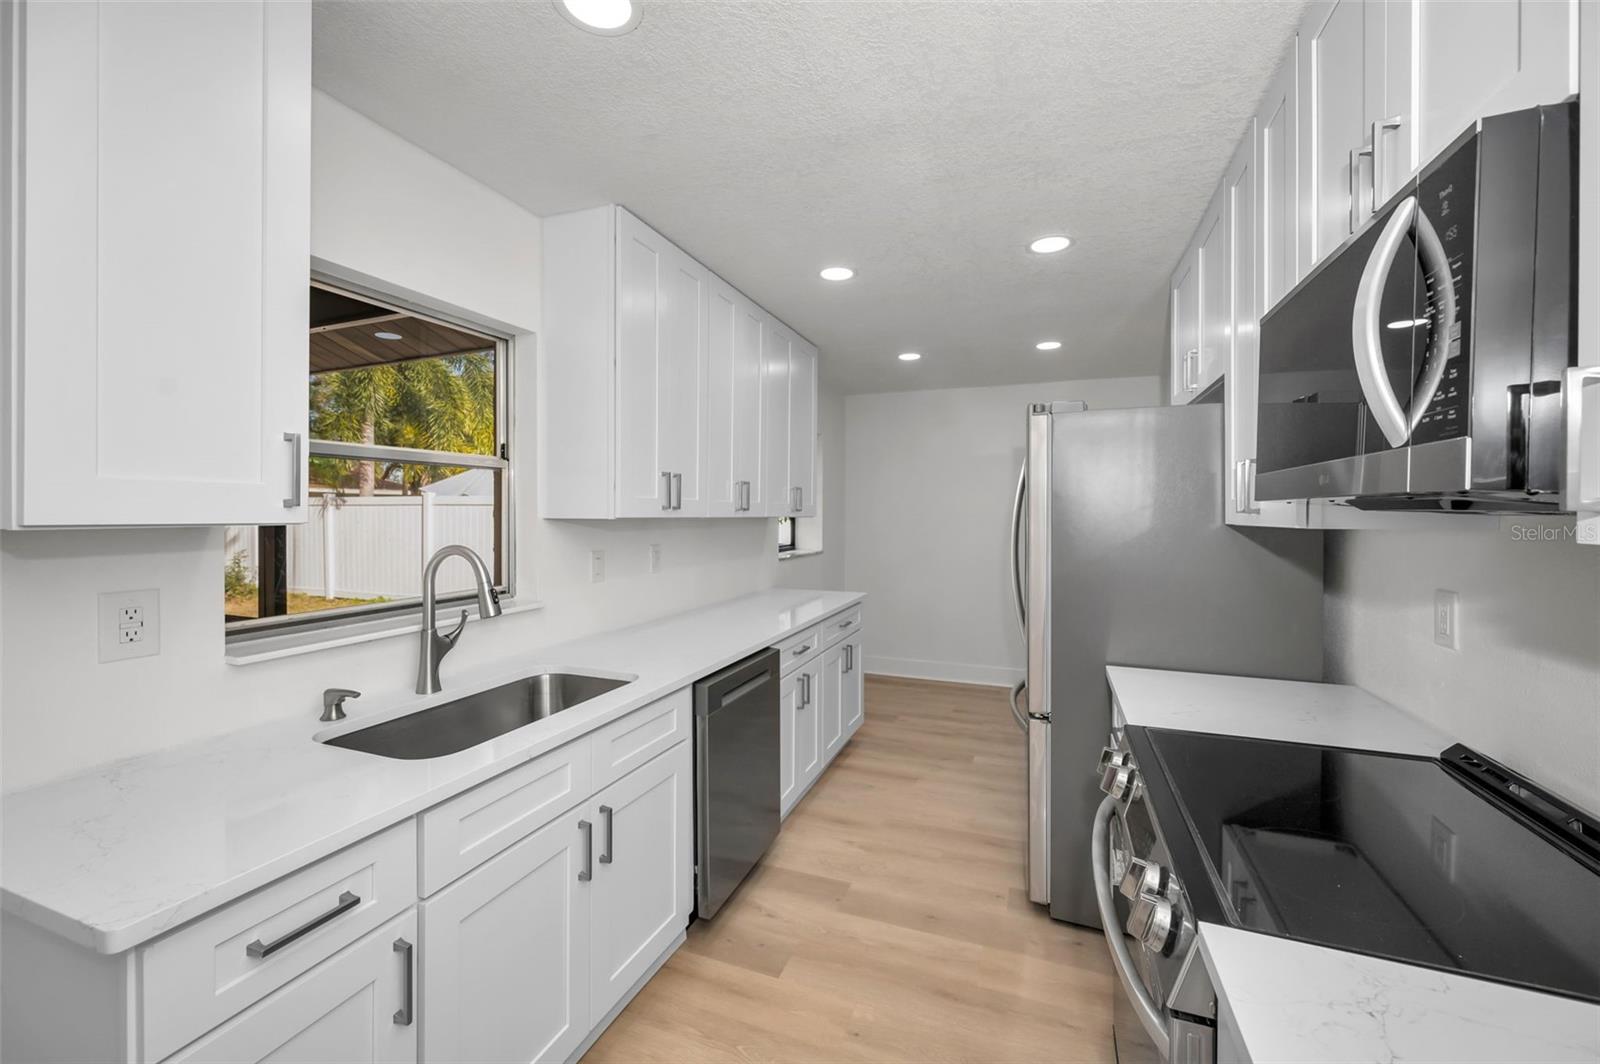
[585,675,1114,1064]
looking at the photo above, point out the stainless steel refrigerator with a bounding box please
[1009,401,1324,928]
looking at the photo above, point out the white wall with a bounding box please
[0,94,786,792]
[843,376,1161,686]
[1325,527,1600,814]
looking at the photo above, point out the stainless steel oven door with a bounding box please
[1092,797,1170,1061]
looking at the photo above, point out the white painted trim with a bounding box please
[863,654,1020,688]
[225,599,544,665]
[777,548,823,561]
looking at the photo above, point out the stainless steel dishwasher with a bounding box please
[693,648,780,919]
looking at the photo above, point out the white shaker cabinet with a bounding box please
[786,336,819,517]
[1168,249,1201,405]
[2,0,311,529]
[1415,0,1578,163]
[841,635,865,740]
[421,807,591,1064]
[820,642,846,764]
[1170,186,1225,404]
[165,912,418,1064]
[762,319,795,519]
[587,741,693,1025]
[780,661,824,818]
[614,209,708,518]
[707,280,767,516]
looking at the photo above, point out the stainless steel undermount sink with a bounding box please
[323,672,630,760]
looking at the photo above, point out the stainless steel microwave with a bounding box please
[1255,100,1577,512]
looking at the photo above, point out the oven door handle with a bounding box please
[1352,196,1419,450]
[1092,796,1171,1059]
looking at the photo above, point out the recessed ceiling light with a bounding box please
[898,352,922,362]
[555,0,640,35]
[1029,235,1073,255]
[1035,340,1062,351]
[374,331,403,341]
[820,266,855,282]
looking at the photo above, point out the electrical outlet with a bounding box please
[590,550,605,583]
[1430,817,1457,881]
[648,543,662,573]
[99,589,160,663]
[1434,589,1459,650]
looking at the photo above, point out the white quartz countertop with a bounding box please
[1105,666,1600,1062]
[2,588,863,954]
[1106,665,1450,757]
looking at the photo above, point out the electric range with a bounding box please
[1097,726,1600,1063]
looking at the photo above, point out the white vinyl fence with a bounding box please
[224,495,496,601]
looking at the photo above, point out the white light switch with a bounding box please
[590,550,605,583]
[99,589,160,662]
[1433,589,1459,650]
[648,543,662,573]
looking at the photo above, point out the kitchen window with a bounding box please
[225,281,513,637]
[777,516,796,553]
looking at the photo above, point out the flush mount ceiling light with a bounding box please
[819,266,855,282]
[555,0,641,35]
[1035,340,1062,351]
[374,331,403,341]
[898,352,922,362]
[1029,234,1073,255]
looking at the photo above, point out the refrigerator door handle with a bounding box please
[1010,463,1027,638]
[1008,679,1028,733]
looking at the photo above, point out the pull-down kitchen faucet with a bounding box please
[416,545,503,695]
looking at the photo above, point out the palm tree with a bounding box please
[310,351,495,495]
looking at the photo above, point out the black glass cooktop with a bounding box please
[1137,728,1600,1003]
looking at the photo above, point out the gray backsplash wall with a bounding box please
[1323,525,1600,813]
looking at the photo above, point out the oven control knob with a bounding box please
[1100,763,1141,801]
[1119,858,1165,901]
[1129,890,1177,955]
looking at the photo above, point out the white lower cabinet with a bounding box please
[820,643,846,764]
[421,807,591,1064]
[782,620,866,819]
[166,910,418,1064]
[588,740,694,1022]
[841,634,865,740]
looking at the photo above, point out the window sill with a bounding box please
[778,548,824,561]
[225,599,544,666]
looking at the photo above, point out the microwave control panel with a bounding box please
[1410,135,1478,447]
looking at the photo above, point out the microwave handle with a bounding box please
[1407,203,1457,435]
[1352,196,1418,449]
[1565,366,1600,511]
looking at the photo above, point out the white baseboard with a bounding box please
[863,654,1022,688]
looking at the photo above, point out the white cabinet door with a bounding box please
[615,210,674,518]
[706,280,765,517]
[819,642,845,765]
[842,635,865,740]
[166,911,417,1064]
[1168,248,1200,405]
[787,336,819,517]
[1195,185,1229,396]
[588,741,692,1025]
[1415,0,1577,162]
[6,0,310,528]
[660,244,709,517]
[421,808,590,1064]
[778,670,799,815]
[1299,0,1373,270]
[761,319,793,517]
[1259,36,1301,316]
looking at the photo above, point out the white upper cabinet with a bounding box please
[1195,186,1229,396]
[542,205,817,521]
[1168,248,1201,405]
[1299,0,1379,269]
[3,0,311,529]
[1414,0,1578,161]
[614,209,708,518]
[786,336,819,517]
[707,280,766,517]
[1258,37,1301,315]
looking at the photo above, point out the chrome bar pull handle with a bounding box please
[282,431,303,508]
[598,805,614,864]
[1349,141,1374,234]
[578,819,593,881]
[246,891,360,958]
[661,472,672,511]
[392,938,414,1026]
[672,472,683,511]
[1370,116,1403,213]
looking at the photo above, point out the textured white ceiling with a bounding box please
[312,1,1305,394]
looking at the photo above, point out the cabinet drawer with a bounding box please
[821,606,861,648]
[775,624,822,676]
[139,822,416,1063]
[418,736,593,896]
[590,689,690,793]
